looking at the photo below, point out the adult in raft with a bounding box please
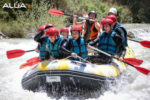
[62,25,88,61]
[88,18,125,64]
[34,24,54,60]
[73,11,100,43]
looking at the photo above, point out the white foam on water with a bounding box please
[0,39,53,100]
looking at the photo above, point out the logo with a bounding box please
[2,2,33,9]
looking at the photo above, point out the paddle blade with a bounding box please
[27,57,40,62]
[19,63,30,69]
[140,40,150,48]
[19,57,41,69]
[134,66,150,75]
[48,9,64,15]
[124,58,143,66]
[7,49,26,59]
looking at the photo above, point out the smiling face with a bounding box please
[89,13,96,19]
[104,24,111,33]
[71,31,80,40]
[48,36,56,43]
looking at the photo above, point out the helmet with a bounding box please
[71,26,82,34]
[60,27,69,34]
[88,10,97,18]
[38,25,45,32]
[45,24,54,29]
[100,18,105,24]
[108,8,117,15]
[46,27,59,37]
[101,18,114,25]
[107,15,117,22]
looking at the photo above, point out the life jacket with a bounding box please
[39,37,49,60]
[113,24,128,47]
[47,37,63,58]
[98,32,119,55]
[70,37,88,58]
[84,23,98,40]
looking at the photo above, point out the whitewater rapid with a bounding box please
[0,24,150,100]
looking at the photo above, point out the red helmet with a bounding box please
[106,15,117,22]
[71,25,82,33]
[38,25,45,32]
[60,27,69,34]
[101,18,114,25]
[45,24,54,29]
[46,27,59,37]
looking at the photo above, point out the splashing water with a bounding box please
[0,24,150,100]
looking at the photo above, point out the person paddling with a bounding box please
[45,27,68,60]
[34,24,54,60]
[107,15,128,47]
[106,15,128,57]
[73,11,100,42]
[62,25,88,61]
[88,18,124,64]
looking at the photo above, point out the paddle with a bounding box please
[77,56,91,64]
[48,8,90,20]
[49,8,73,17]
[129,39,150,48]
[7,49,34,59]
[88,45,150,75]
[19,57,41,69]
[124,58,143,66]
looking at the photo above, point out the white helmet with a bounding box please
[108,8,117,15]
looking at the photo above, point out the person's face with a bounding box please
[89,13,96,19]
[104,24,111,33]
[71,31,80,40]
[49,36,56,43]
[108,12,116,16]
[61,31,68,38]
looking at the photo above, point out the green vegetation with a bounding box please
[0,0,149,38]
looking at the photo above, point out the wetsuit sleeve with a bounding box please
[37,44,41,50]
[34,31,45,43]
[88,37,99,46]
[113,33,126,57]
[116,28,125,42]
[60,39,72,55]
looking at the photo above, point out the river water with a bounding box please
[0,24,150,100]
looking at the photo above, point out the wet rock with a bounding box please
[128,31,135,38]
[0,31,9,39]
[25,29,37,38]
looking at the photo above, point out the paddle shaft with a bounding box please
[63,13,95,21]
[64,14,73,17]
[129,39,140,43]
[26,50,35,52]
[88,45,135,67]
[77,56,91,63]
